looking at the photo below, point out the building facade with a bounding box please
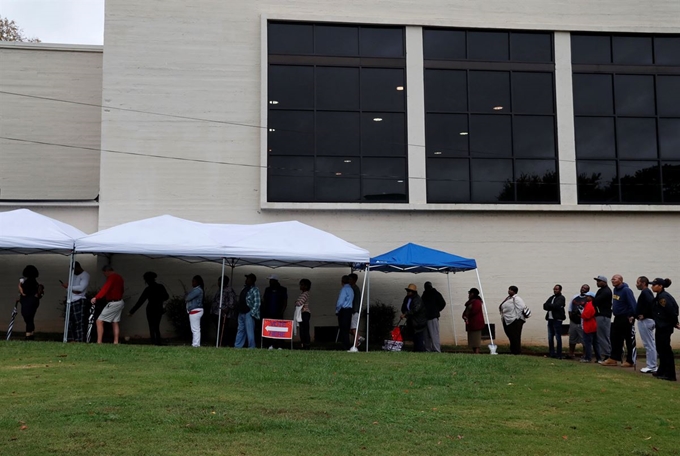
[1,0,679,346]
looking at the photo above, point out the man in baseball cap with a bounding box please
[593,275,613,363]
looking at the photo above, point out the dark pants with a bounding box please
[337,308,352,350]
[655,327,676,380]
[583,331,600,361]
[147,307,163,345]
[68,300,85,342]
[610,315,636,363]
[503,319,524,355]
[300,312,311,347]
[20,297,39,334]
[547,319,563,358]
[413,330,426,352]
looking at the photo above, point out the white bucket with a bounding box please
[488,344,498,355]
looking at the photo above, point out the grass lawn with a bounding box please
[1,343,678,456]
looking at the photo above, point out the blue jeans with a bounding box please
[235,312,256,348]
[583,331,598,361]
[547,319,563,357]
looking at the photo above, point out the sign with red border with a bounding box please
[261,319,294,340]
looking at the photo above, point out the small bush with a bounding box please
[368,300,397,346]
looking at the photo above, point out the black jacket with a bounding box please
[422,287,446,320]
[543,294,566,321]
[401,294,427,332]
[636,287,655,320]
[593,286,613,318]
[653,290,679,330]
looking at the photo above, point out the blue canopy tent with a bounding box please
[360,243,494,351]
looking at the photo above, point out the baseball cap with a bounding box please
[650,278,665,286]
[267,274,279,281]
[594,275,608,283]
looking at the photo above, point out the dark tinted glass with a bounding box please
[268,23,313,55]
[571,35,611,64]
[574,117,616,159]
[362,157,406,179]
[470,115,512,157]
[614,75,655,116]
[426,158,471,203]
[512,72,554,114]
[425,114,468,157]
[515,159,559,202]
[315,67,359,110]
[316,112,360,156]
[268,111,314,156]
[620,161,661,203]
[577,160,618,203]
[573,74,613,115]
[471,159,513,202]
[315,25,359,56]
[315,177,361,202]
[510,32,552,63]
[616,118,658,159]
[662,162,680,203]
[612,36,653,65]
[659,119,680,159]
[268,66,314,109]
[654,37,680,65]
[268,156,314,202]
[469,71,510,113]
[361,68,405,111]
[361,113,406,156]
[513,116,556,158]
[423,29,466,60]
[657,76,680,116]
[316,156,360,177]
[424,69,467,112]
[360,27,404,57]
[468,31,509,61]
[362,179,407,202]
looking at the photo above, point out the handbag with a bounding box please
[522,306,532,319]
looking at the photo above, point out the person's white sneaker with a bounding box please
[268,346,274,350]
[640,367,657,374]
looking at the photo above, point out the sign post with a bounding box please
[261,319,295,349]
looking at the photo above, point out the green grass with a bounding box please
[1,343,678,456]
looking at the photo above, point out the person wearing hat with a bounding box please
[635,276,657,374]
[128,271,169,345]
[650,278,679,381]
[335,275,354,351]
[580,291,599,363]
[592,275,613,363]
[262,274,288,349]
[400,284,427,352]
[463,288,484,354]
[235,273,261,349]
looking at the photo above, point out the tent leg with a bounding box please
[366,267,370,353]
[351,269,369,352]
[447,272,458,346]
[216,258,226,348]
[475,268,495,350]
[62,253,76,343]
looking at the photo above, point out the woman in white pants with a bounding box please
[185,275,205,347]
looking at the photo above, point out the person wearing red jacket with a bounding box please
[581,292,599,363]
[463,288,485,354]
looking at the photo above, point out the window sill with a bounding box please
[261,202,680,212]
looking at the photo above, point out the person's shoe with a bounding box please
[656,376,676,381]
[564,355,574,360]
[601,358,618,366]
[268,346,274,350]
[277,347,282,350]
[621,361,634,368]
[640,367,657,374]
[358,336,365,346]
[597,359,604,364]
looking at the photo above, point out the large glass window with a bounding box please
[423,28,558,203]
[572,33,680,204]
[267,22,407,203]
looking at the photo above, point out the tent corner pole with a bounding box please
[475,268,495,348]
[216,258,226,348]
[365,266,370,352]
[62,252,76,343]
[447,272,457,346]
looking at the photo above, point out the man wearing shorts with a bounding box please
[567,284,589,359]
[91,265,125,344]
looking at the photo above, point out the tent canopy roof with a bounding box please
[369,243,477,273]
[74,215,369,267]
[0,209,86,254]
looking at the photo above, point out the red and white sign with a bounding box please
[261,319,294,340]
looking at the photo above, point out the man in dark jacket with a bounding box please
[593,275,613,362]
[543,284,566,359]
[636,276,657,373]
[422,281,446,353]
[400,284,427,352]
[602,274,637,367]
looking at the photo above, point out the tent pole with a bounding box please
[352,268,368,351]
[62,252,76,343]
[475,268,495,348]
[447,272,457,346]
[216,258,226,348]
[366,265,370,352]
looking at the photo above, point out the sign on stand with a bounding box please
[261,319,294,349]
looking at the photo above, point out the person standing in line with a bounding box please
[422,281,446,353]
[636,276,657,374]
[262,275,287,349]
[499,286,526,355]
[400,284,427,352]
[580,292,598,363]
[602,274,637,367]
[650,278,679,382]
[567,284,589,360]
[235,273,261,349]
[295,279,312,350]
[19,265,44,340]
[128,272,169,345]
[185,275,205,348]
[462,288,484,354]
[543,284,566,359]
[336,275,354,351]
[348,273,364,349]
[91,265,125,344]
[592,275,613,363]
[62,262,90,342]
[210,276,237,347]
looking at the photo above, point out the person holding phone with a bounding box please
[61,262,90,342]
